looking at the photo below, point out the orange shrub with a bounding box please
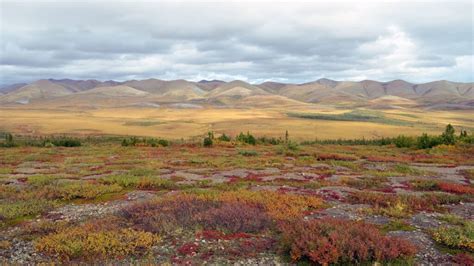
[438,182,474,195]
[196,190,324,220]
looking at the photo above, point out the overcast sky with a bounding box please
[0,0,473,86]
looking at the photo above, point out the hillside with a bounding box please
[1,78,472,109]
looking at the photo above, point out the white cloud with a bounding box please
[0,0,472,85]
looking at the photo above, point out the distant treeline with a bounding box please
[0,133,82,147]
[301,124,473,149]
[1,124,472,149]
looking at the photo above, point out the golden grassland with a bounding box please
[0,106,473,139]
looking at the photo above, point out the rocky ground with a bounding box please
[1,144,473,264]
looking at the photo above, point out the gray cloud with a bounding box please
[0,0,472,86]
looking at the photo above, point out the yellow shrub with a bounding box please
[432,221,474,251]
[36,227,160,260]
[194,190,324,220]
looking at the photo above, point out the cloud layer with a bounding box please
[0,0,472,85]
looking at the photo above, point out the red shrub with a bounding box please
[120,195,219,233]
[196,230,252,240]
[177,242,200,256]
[121,194,274,234]
[452,253,474,266]
[438,182,474,195]
[278,218,417,264]
[245,173,264,182]
[196,202,272,233]
[234,238,276,255]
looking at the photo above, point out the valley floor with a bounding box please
[1,142,473,264]
[1,106,473,140]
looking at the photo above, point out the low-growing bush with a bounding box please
[120,191,323,234]
[101,174,176,190]
[196,190,324,220]
[203,132,213,147]
[393,164,420,175]
[349,191,471,216]
[432,220,474,251]
[0,199,57,224]
[410,180,474,195]
[316,153,358,161]
[35,222,160,260]
[417,133,442,149]
[120,195,219,233]
[236,132,256,145]
[49,138,82,147]
[238,150,258,156]
[217,133,231,142]
[276,141,300,155]
[437,182,474,195]
[37,182,122,201]
[279,218,417,264]
[394,135,415,148]
[342,176,388,190]
[196,202,272,233]
[122,137,170,147]
[27,175,60,186]
[0,133,16,147]
[121,195,272,234]
[410,179,439,191]
[452,253,474,265]
[146,138,170,147]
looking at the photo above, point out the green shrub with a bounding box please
[0,133,17,147]
[158,139,169,147]
[0,199,57,223]
[441,124,456,145]
[236,132,256,145]
[28,175,59,186]
[217,133,231,142]
[417,133,442,149]
[238,150,259,156]
[121,137,139,147]
[203,136,213,147]
[101,175,176,190]
[394,135,414,148]
[432,220,474,251]
[48,138,81,147]
[43,182,123,201]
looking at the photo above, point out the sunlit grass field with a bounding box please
[1,106,472,140]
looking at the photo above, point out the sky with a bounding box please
[0,0,473,86]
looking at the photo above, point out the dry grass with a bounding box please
[1,106,471,140]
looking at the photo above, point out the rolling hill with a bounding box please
[0,78,472,109]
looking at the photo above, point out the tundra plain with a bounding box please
[0,78,473,265]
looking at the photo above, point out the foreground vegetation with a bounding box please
[1,128,473,264]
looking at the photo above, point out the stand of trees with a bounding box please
[302,124,473,149]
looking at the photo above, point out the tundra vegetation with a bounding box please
[0,125,473,264]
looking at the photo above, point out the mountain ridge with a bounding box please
[1,78,472,109]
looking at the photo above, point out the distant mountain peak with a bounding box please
[198,79,224,83]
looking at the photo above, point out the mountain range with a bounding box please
[1,78,472,109]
